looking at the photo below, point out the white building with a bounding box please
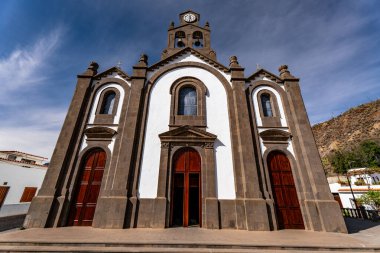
[328,168,380,210]
[0,151,48,217]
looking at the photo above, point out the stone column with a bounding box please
[24,62,98,228]
[229,56,269,231]
[280,65,347,233]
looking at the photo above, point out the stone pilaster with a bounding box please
[203,145,219,229]
[229,56,269,231]
[24,62,98,228]
[280,65,347,233]
[152,142,171,228]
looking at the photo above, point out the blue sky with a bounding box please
[0,0,379,159]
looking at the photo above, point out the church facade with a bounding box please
[25,11,347,232]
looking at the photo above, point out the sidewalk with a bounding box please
[0,218,378,252]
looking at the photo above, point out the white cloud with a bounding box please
[0,27,63,103]
[0,107,67,159]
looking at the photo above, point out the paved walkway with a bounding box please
[0,218,378,252]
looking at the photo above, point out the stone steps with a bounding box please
[0,241,379,252]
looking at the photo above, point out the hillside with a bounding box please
[312,99,380,163]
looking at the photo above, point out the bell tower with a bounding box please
[161,10,216,60]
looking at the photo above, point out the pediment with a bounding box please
[247,68,283,84]
[148,47,229,73]
[259,129,291,143]
[84,126,117,140]
[94,66,130,80]
[159,125,217,143]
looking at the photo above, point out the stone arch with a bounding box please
[248,81,288,128]
[262,147,306,230]
[66,146,110,227]
[169,76,208,128]
[148,62,232,95]
[88,80,129,125]
[137,62,237,199]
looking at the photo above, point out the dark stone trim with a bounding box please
[246,68,283,84]
[259,129,291,144]
[150,47,228,72]
[94,66,130,80]
[257,89,281,127]
[84,126,117,140]
[57,145,112,228]
[262,147,306,231]
[53,77,130,229]
[169,77,207,128]
[94,87,120,125]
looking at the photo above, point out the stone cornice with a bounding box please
[94,66,130,81]
[149,47,229,73]
[247,68,283,84]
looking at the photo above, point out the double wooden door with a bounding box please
[68,149,106,226]
[170,148,201,227]
[268,151,304,229]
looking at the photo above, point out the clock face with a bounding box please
[183,13,196,23]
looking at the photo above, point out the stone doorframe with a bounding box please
[151,125,220,229]
[259,129,307,230]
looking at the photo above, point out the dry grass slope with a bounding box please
[312,99,380,159]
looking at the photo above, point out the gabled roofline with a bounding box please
[246,68,283,83]
[148,47,229,73]
[93,66,130,80]
[159,125,217,139]
[0,151,47,160]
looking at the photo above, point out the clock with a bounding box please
[183,13,196,23]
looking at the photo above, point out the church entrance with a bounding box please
[170,147,201,227]
[68,149,106,226]
[268,151,304,229]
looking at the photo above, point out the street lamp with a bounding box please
[346,161,358,209]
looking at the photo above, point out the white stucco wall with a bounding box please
[0,161,47,216]
[80,83,126,153]
[252,86,287,127]
[88,83,125,125]
[138,66,236,199]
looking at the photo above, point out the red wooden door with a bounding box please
[68,149,106,226]
[0,186,10,208]
[170,148,201,227]
[268,151,304,229]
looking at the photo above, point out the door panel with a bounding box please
[68,149,106,226]
[171,148,201,227]
[268,151,304,229]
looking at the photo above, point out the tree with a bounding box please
[356,140,380,169]
[329,150,354,175]
[357,190,380,210]
[329,140,380,176]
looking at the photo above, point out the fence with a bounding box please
[342,208,379,221]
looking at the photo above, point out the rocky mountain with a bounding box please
[312,99,380,160]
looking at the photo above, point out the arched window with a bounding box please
[192,31,203,48]
[261,93,273,117]
[100,91,116,114]
[175,31,186,48]
[178,87,197,115]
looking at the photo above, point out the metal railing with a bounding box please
[342,208,379,221]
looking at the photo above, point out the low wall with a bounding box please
[0,214,25,232]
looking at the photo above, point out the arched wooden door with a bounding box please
[170,148,201,227]
[68,149,106,226]
[268,151,304,229]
